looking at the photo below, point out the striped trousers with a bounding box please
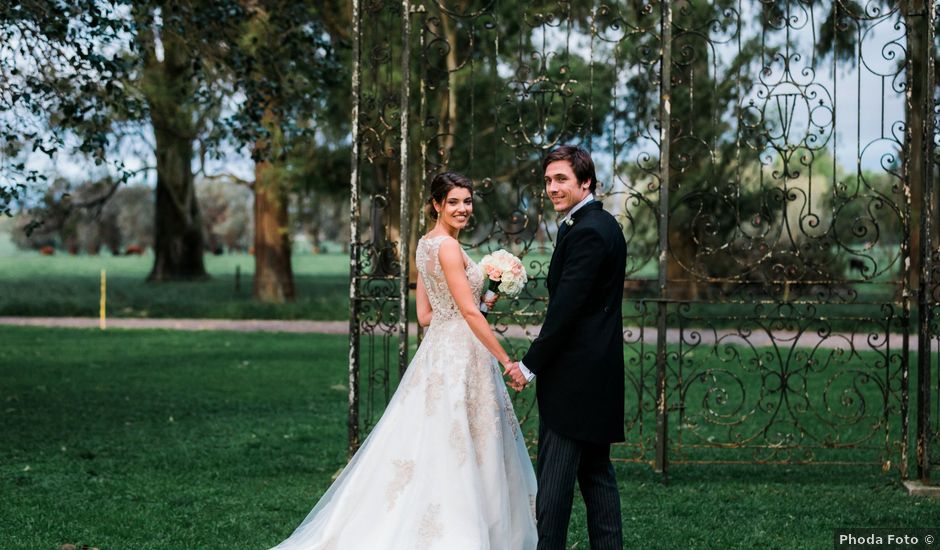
[535,422,623,550]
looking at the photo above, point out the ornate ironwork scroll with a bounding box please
[350,0,938,480]
[348,0,412,455]
[657,0,913,475]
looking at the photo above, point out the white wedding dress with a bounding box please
[272,234,538,550]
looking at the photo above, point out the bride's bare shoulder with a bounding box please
[422,232,452,241]
[436,237,465,266]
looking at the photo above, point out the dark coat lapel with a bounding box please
[548,201,604,290]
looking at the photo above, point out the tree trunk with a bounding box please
[237,2,296,302]
[664,12,708,301]
[253,151,295,303]
[665,232,699,300]
[437,13,459,156]
[141,12,207,282]
[371,160,401,277]
[304,192,323,254]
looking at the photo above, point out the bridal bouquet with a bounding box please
[479,250,528,315]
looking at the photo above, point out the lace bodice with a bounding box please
[416,234,485,323]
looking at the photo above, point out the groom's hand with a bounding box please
[503,361,528,392]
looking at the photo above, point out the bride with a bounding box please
[271,172,538,549]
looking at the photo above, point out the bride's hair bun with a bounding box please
[426,172,473,221]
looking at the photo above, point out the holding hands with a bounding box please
[479,250,529,391]
[502,360,528,392]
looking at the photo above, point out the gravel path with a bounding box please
[0,316,929,351]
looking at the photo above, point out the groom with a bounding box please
[506,145,626,550]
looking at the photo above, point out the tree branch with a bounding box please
[200,172,254,188]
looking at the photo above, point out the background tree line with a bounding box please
[1,0,350,303]
[1,0,920,305]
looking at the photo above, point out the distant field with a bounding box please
[0,227,914,331]
[0,246,351,319]
[0,220,350,318]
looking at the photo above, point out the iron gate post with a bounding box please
[655,0,673,481]
[347,0,363,457]
[917,0,936,482]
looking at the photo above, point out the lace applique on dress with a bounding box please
[425,372,445,416]
[416,235,484,324]
[385,459,415,511]
[417,503,444,549]
[449,420,469,466]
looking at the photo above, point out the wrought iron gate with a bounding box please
[349,0,939,482]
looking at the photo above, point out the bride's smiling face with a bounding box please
[434,187,473,231]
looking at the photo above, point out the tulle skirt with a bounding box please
[271,318,538,550]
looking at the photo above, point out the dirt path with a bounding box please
[0,316,927,351]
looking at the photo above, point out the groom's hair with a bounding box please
[543,145,598,193]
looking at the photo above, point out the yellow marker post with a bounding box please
[99,269,107,330]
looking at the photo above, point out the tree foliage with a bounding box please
[0,1,138,218]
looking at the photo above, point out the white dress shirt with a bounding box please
[517,193,595,382]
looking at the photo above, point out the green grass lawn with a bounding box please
[2,326,937,549]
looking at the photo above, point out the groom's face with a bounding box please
[544,160,592,214]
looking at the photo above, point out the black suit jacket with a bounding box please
[522,201,627,444]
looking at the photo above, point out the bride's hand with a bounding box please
[502,361,527,391]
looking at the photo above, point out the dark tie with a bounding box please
[556,219,571,245]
